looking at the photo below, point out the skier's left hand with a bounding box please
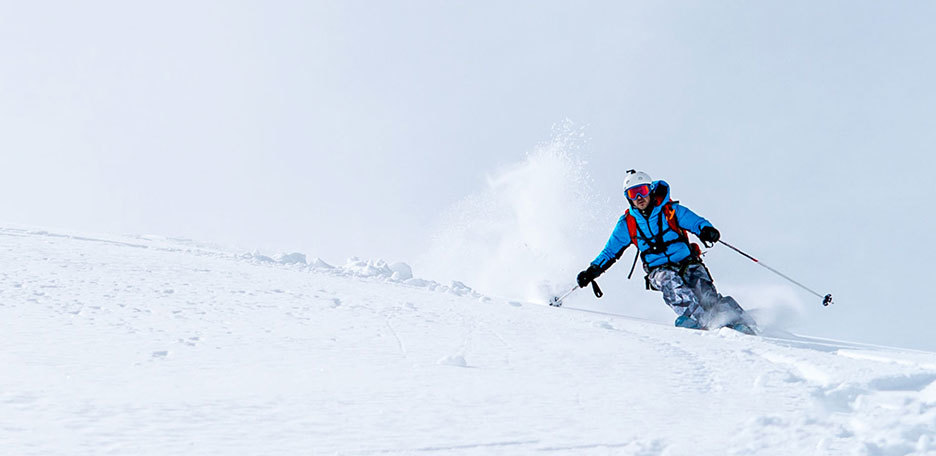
[700,226,720,245]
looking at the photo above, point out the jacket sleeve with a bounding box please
[591,215,632,272]
[672,203,713,237]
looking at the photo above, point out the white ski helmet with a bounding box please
[622,169,653,194]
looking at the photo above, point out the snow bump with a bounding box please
[274,252,307,265]
[437,354,468,368]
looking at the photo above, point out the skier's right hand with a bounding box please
[577,264,601,288]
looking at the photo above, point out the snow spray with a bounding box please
[722,284,807,335]
[418,121,614,303]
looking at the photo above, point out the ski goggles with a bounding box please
[625,184,652,200]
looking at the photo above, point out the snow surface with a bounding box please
[2,226,936,455]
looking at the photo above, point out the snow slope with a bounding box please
[2,226,936,455]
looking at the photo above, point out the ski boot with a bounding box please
[674,315,702,330]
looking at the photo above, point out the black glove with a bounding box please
[700,226,720,244]
[577,264,602,288]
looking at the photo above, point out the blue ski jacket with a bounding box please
[592,180,713,270]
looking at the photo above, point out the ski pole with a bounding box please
[718,240,833,306]
[549,280,603,307]
[549,285,578,307]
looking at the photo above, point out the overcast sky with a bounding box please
[2,1,935,349]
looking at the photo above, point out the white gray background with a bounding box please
[2,1,934,349]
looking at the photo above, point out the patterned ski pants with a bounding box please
[647,263,751,329]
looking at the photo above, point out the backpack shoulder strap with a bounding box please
[662,203,687,240]
[663,202,704,260]
[624,210,638,246]
[624,209,641,279]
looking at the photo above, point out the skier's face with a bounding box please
[632,194,650,210]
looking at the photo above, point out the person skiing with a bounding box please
[576,170,756,334]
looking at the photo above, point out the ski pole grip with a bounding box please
[591,280,603,298]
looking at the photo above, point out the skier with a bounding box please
[576,170,756,334]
